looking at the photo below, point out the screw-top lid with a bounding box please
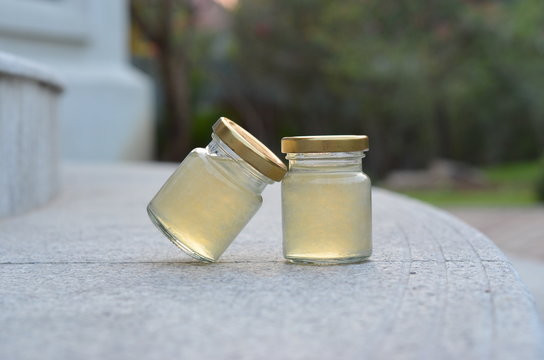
[281,135,369,153]
[212,117,287,181]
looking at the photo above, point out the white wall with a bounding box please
[0,0,154,161]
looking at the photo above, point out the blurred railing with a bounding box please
[0,52,62,218]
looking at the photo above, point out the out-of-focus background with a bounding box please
[1,0,543,309]
[130,0,543,302]
[128,0,544,210]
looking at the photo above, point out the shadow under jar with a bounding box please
[147,117,287,262]
[281,136,372,264]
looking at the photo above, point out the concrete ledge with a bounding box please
[0,163,542,360]
[0,51,61,218]
[0,52,62,90]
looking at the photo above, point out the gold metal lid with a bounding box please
[281,135,369,153]
[212,117,287,181]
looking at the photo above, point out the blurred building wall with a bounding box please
[0,0,154,161]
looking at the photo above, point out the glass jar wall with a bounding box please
[148,118,286,262]
[281,136,371,264]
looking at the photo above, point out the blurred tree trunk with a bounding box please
[433,97,451,158]
[130,0,194,161]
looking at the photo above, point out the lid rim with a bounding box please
[213,117,287,181]
[281,135,369,153]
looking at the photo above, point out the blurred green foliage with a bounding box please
[220,0,544,176]
[133,0,544,180]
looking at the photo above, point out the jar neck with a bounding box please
[207,134,273,194]
[285,151,366,173]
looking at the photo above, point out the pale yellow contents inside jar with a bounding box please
[282,168,372,263]
[147,149,262,262]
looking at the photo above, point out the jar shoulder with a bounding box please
[193,147,267,197]
[283,170,371,185]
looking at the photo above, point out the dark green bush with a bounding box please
[133,0,544,174]
[224,0,544,176]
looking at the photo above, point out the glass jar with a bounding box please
[148,117,287,262]
[281,136,371,264]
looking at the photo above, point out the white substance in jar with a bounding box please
[147,118,286,262]
[282,170,372,263]
[148,149,262,262]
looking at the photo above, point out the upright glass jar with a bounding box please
[281,136,371,264]
[148,117,287,262]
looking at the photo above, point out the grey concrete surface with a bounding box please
[0,163,543,360]
[446,207,544,319]
[508,256,544,317]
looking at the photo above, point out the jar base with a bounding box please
[147,205,215,263]
[285,254,371,265]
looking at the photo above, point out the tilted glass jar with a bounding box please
[281,136,371,264]
[147,117,287,262]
